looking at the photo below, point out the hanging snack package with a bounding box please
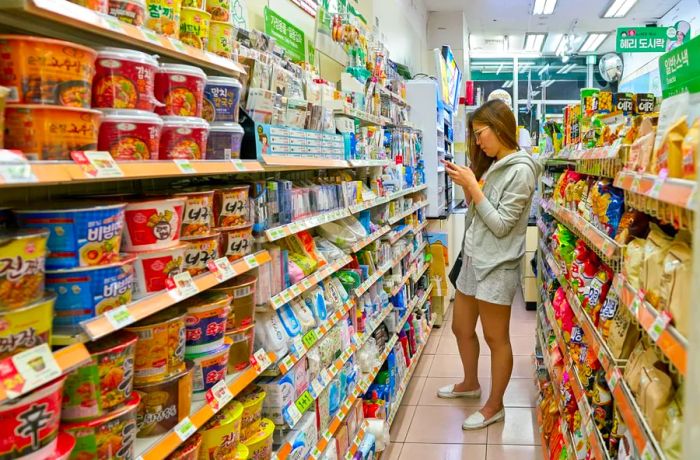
[642,224,674,309]
[614,210,650,245]
[661,390,683,460]
[654,117,688,178]
[623,238,646,289]
[585,265,613,325]
[606,307,640,361]
[658,236,692,337]
[638,366,674,439]
[682,118,700,180]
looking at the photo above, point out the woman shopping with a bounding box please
[441,99,541,430]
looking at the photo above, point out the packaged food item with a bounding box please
[4,105,101,160]
[182,291,232,353]
[607,307,640,360]
[212,273,257,330]
[179,7,211,50]
[145,0,182,37]
[214,185,250,227]
[15,202,125,270]
[585,265,613,326]
[660,394,683,460]
[0,229,48,309]
[218,225,253,262]
[47,257,135,334]
[205,0,230,20]
[206,123,245,159]
[0,292,55,360]
[186,338,231,398]
[199,400,244,459]
[242,418,275,460]
[642,224,674,309]
[182,0,203,6]
[682,118,699,180]
[0,86,8,148]
[98,109,163,160]
[208,20,234,58]
[638,366,673,439]
[183,232,219,276]
[108,0,146,25]
[238,385,266,427]
[70,0,109,12]
[127,308,187,385]
[62,330,137,421]
[128,243,187,298]
[61,392,140,460]
[159,116,210,159]
[658,238,692,336]
[635,93,656,114]
[654,117,689,177]
[580,88,600,117]
[123,197,186,251]
[135,361,193,437]
[93,47,159,111]
[204,77,242,123]
[227,324,255,371]
[614,210,650,245]
[614,93,634,114]
[169,432,202,460]
[155,64,207,117]
[623,238,646,289]
[175,190,215,237]
[0,35,96,107]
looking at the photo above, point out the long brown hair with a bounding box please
[468,99,519,180]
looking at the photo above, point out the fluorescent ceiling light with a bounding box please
[603,0,637,18]
[524,33,547,52]
[533,0,557,15]
[579,33,609,52]
[496,63,504,75]
[555,34,569,55]
[557,63,576,74]
[538,64,550,77]
[502,80,513,88]
[541,80,556,88]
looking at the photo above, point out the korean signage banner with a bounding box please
[616,22,691,53]
[264,7,306,62]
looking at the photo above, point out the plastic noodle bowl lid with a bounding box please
[96,47,159,68]
[206,76,242,89]
[161,116,211,129]
[158,63,208,80]
[99,108,164,125]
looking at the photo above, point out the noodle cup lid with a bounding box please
[206,76,242,88]
[161,116,210,129]
[96,47,159,67]
[159,63,207,79]
[209,122,244,133]
[99,109,163,124]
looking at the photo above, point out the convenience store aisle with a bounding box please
[385,292,542,460]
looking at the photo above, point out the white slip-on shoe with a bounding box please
[437,384,482,399]
[462,409,505,430]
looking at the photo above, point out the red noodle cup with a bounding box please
[173,190,215,238]
[128,243,187,299]
[217,225,252,262]
[98,109,163,160]
[213,185,250,228]
[182,232,219,277]
[159,116,209,159]
[93,47,159,111]
[108,0,146,26]
[123,196,186,251]
[155,64,206,117]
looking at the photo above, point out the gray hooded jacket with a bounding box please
[464,150,542,281]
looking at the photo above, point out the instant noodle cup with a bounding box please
[53,432,77,460]
[127,307,186,385]
[0,376,66,459]
[14,202,125,270]
[203,77,242,123]
[61,330,137,422]
[183,232,220,276]
[145,0,182,37]
[238,386,266,427]
[206,123,244,159]
[98,109,163,160]
[93,47,159,111]
[170,432,202,460]
[208,21,234,58]
[0,292,54,361]
[128,243,187,299]
[4,105,101,160]
[135,361,193,437]
[0,35,96,108]
[123,196,186,251]
[61,392,140,460]
[155,64,206,117]
[0,86,8,148]
[213,186,250,228]
[186,338,231,398]
[218,225,253,262]
[199,400,243,460]
[175,190,215,238]
[160,116,210,159]
[226,324,254,372]
[212,274,256,330]
[108,0,146,25]
[205,0,230,21]
[242,418,274,460]
[182,291,231,353]
[46,256,135,335]
[0,229,49,309]
[69,0,109,12]
[182,0,204,6]
[180,7,211,50]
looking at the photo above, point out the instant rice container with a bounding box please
[226,323,254,372]
[123,196,186,251]
[0,229,49,309]
[242,418,274,460]
[186,338,231,398]
[179,7,211,50]
[174,190,215,238]
[212,274,257,330]
[182,291,232,353]
[170,432,202,460]
[93,47,159,111]
[69,0,109,12]
[62,330,137,422]
[128,243,187,298]
[199,400,244,460]
[206,123,244,159]
[203,77,242,123]
[155,64,206,117]
[98,109,163,160]
[0,35,96,107]
[238,386,266,427]
[159,116,210,160]
[15,202,125,270]
[135,361,193,437]
[0,292,55,360]
[4,105,101,160]
[145,0,182,37]
[127,307,186,385]
[0,376,66,459]
[207,21,234,58]
[213,186,250,228]
[217,225,253,262]
[183,232,220,276]
[108,0,146,25]
[61,392,140,460]
[46,256,135,334]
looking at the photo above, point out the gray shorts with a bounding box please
[456,255,520,306]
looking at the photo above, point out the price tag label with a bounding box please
[631,174,642,193]
[302,329,319,349]
[205,379,233,410]
[291,336,305,355]
[208,257,236,281]
[290,284,302,296]
[285,403,303,426]
[0,151,36,183]
[630,292,643,316]
[650,170,668,199]
[174,417,197,441]
[281,290,293,302]
[311,377,324,397]
[648,311,672,342]
[608,369,621,391]
[300,278,313,290]
[295,390,315,413]
[244,254,259,268]
[597,348,606,364]
[141,29,163,45]
[231,159,246,171]
[0,344,61,399]
[252,348,272,371]
[104,305,135,330]
[173,159,196,174]
[71,151,124,178]
[166,272,199,300]
[169,38,188,53]
[101,15,125,32]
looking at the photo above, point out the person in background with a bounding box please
[440,99,542,430]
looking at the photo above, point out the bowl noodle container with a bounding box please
[0,292,55,361]
[185,337,231,399]
[226,323,254,372]
[213,185,250,228]
[217,225,253,262]
[127,242,187,299]
[182,291,232,354]
[169,432,202,460]
[93,47,159,111]
[199,400,244,460]
[182,232,220,277]
[159,116,210,160]
[122,196,186,251]
[203,77,242,123]
[179,7,211,50]
[174,190,215,238]
[242,418,275,460]
[135,360,193,437]
[0,228,49,310]
[98,109,163,160]
[211,273,257,330]
[145,0,183,37]
[155,64,206,117]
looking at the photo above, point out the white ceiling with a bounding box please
[427,0,682,53]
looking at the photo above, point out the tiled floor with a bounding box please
[385,291,542,460]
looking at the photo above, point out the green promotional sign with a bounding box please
[659,34,700,96]
[616,27,670,52]
[264,7,306,62]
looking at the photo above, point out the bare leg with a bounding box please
[452,291,480,392]
[478,299,513,419]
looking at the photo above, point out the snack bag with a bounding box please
[654,117,688,177]
[659,237,692,337]
[598,287,620,340]
[623,238,646,289]
[585,265,613,325]
[590,370,613,441]
[642,224,674,309]
[681,118,699,180]
[589,180,624,237]
[614,210,650,245]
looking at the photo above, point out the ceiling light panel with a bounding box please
[603,0,638,18]
[579,33,609,52]
[533,0,557,15]
[524,33,547,51]
[555,34,568,55]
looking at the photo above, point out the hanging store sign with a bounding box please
[264,7,306,62]
[616,24,691,53]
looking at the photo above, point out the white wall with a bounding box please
[373,0,429,74]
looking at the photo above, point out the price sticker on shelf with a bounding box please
[208,257,235,281]
[285,402,303,426]
[104,305,135,330]
[281,290,293,303]
[647,311,672,342]
[71,151,124,178]
[166,272,199,300]
[310,377,324,397]
[0,151,36,184]
[295,390,314,414]
[244,254,259,269]
[300,278,313,290]
[290,284,302,297]
[101,15,126,32]
[0,344,61,399]
[649,170,668,199]
[631,174,642,193]
[141,28,163,45]
[630,292,644,316]
[302,329,319,349]
[174,417,196,441]
[291,336,305,355]
[608,368,622,391]
[252,348,272,371]
[173,159,196,174]
[290,222,303,233]
[231,159,246,171]
[169,37,188,53]
[205,379,233,411]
